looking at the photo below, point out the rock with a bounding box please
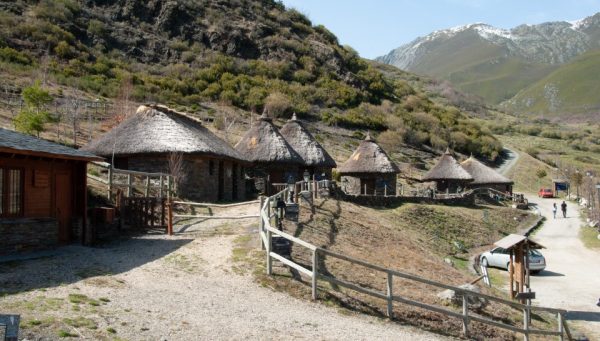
[437,284,488,310]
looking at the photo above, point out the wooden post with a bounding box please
[558,313,564,341]
[312,249,318,300]
[127,174,132,197]
[167,176,172,199]
[384,184,387,197]
[159,175,164,198]
[364,184,367,196]
[150,199,155,228]
[266,227,272,275]
[167,200,173,235]
[107,166,113,201]
[523,306,530,341]
[462,292,469,337]
[259,196,265,250]
[145,176,150,197]
[386,271,393,318]
[161,198,166,227]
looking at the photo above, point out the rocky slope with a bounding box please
[377,12,600,118]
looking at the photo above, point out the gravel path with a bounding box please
[526,195,600,339]
[1,231,450,340]
[496,148,520,176]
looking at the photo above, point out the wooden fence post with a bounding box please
[312,249,318,300]
[266,227,272,275]
[127,174,132,197]
[167,200,173,235]
[462,292,469,337]
[558,312,564,341]
[107,166,113,201]
[523,305,530,341]
[145,176,150,197]
[386,271,393,318]
[259,196,265,250]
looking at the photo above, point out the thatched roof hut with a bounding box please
[460,156,513,185]
[279,113,336,169]
[234,112,302,165]
[83,104,243,160]
[338,133,399,174]
[422,149,473,182]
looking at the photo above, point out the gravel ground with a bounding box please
[1,221,450,340]
[526,195,600,340]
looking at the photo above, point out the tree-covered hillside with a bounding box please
[0,0,502,160]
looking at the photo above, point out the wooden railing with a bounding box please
[259,188,572,341]
[166,199,261,235]
[87,161,173,201]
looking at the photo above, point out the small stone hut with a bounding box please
[460,156,514,194]
[279,113,337,180]
[338,133,400,195]
[83,104,247,202]
[0,128,101,254]
[234,112,302,194]
[422,149,473,193]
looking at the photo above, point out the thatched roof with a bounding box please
[82,104,244,161]
[422,149,474,182]
[460,156,513,185]
[234,112,302,164]
[338,133,400,174]
[279,113,336,168]
[0,128,101,162]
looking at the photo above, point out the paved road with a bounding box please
[496,148,520,176]
[527,196,600,339]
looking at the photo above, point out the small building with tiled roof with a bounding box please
[0,127,101,254]
[338,133,400,196]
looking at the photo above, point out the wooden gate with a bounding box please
[118,196,167,231]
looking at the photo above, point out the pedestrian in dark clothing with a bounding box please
[561,201,567,218]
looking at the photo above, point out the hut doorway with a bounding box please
[360,178,376,195]
[55,172,72,244]
[218,161,224,201]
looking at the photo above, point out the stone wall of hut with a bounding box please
[125,155,246,202]
[341,173,397,196]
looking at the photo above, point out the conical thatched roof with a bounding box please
[460,156,513,185]
[338,133,400,174]
[279,113,336,168]
[422,149,474,181]
[234,112,302,164]
[82,104,244,161]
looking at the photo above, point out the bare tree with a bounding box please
[168,152,186,196]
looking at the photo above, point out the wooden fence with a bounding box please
[259,188,572,341]
[87,161,173,201]
[166,199,261,235]
[119,196,167,230]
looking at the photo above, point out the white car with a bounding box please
[480,247,546,273]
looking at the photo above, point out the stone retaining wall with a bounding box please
[0,218,58,254]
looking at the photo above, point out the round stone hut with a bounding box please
[460,156,514,194]
[234,111,302,194]
[422,149,473,193]
[338,133,400,196]
[83,104,247,202]
[279,113,337,180]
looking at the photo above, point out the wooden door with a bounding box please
[55,172,72,244]
[218,161,224,201]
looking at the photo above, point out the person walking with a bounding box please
[561,201,567,218]
[552,203,557,219]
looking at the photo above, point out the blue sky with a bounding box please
[281,0,600,59]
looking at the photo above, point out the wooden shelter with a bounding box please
[279,113,336,180]
[422,149,473,193]
[83,104,247,202]
[338,133,400,195]
[494,234,545,300]
[0,128,101,254]
[460,156,514,194]
[234,111,302,194]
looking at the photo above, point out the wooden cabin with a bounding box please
[338,133,400,196]
[82,104,247,202]
[0,128,101,254]
[422,149,473,193]
[279,113,337,180]
[234,111,302,195]
[460,156,514,194]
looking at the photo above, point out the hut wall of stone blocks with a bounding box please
[341,173,397,196]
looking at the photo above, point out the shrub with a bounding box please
[264,92,292,117]
[377,130,404,153]
[54,41,73,59]
[0,47,32,65]
[541,130,561,139]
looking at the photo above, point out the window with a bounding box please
[1,168,23,217]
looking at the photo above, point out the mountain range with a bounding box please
[377,13,600,120]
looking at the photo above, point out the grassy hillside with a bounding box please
[505,49,600,120]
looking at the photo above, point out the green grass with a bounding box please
[57,329,78,338]
[106,327,117,334]
[63,316,98,330]
[580,226,600,249]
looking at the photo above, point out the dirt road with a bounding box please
[496,148,520,176]
[527,196,600,339]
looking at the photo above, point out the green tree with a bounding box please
[13,82,53,137]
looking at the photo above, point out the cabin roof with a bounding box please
[279,113,336,168]
[422,149,474,182]
[460,156,513,185]
[338,133,400,174]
